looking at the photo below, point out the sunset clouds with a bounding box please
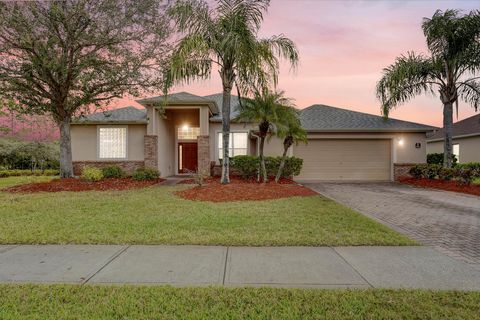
[115,0,480,127]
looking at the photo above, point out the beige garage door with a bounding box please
[295,139,392,181]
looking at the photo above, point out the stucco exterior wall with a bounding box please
[71,124,146,161]
[427,136,480,163]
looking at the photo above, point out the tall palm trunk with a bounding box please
[258,120,269,183]
[59,116,73,178]
[443,102,454,168]
[275,136,293,183]
[221,87,232,184]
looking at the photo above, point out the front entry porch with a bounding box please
[178,142,198,173]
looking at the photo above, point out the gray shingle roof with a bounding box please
[74,106,147,123]
[300,104,436,132]
[203,93,243,122]
[136,92,211,105]
[427,113,480,141]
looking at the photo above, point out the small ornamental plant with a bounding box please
[81,166,104,182]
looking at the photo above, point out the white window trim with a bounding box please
[215,130,249,163]
[453,143,460,162]
[96,125,128,160]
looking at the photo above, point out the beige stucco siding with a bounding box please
[427,136,480,163]
[71,124,146,161]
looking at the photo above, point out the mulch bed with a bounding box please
[3,177,165,193]
[175,176,317,202]
[399,177,480,197]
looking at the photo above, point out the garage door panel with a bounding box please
[295,139,391,181]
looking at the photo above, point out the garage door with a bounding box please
[294,139,392,181]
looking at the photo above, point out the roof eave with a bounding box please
[304,128,436,133]
[427,132,480,142]
[72,120,148,125]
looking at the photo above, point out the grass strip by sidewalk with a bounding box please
[0,285,479,319]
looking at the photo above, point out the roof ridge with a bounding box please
[304,104,436,128]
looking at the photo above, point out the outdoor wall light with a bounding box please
[398,138,405,146]
[182,124,189,131]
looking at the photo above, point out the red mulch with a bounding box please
[3,177,165,193]
[175,176,317,202]
[399,177,480,197]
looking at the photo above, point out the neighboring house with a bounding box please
[71,92,435,181]
[427,113,480,163]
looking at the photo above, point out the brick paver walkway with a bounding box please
[305,182,480,266]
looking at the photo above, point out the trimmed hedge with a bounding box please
[0,169,59,177]
[230,155,303,179]
[427,153,458,166]
[409,163,480,184]
[132,167,160,181]
[102,166,125,178]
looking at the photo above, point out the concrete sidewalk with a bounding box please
[1,245,479,290]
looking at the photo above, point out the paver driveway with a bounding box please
[305,182,480,266]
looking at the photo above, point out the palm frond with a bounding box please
[376,52,441,117]
[458,80,480,111]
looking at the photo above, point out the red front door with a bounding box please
[178,142,198,173]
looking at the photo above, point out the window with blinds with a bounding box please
[218,132,248,159]
[98,127,127,159]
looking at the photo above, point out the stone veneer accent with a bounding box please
[73,161,144,176]
[144,135,158,169]
[394,163,418,181]
[197,135,210,175]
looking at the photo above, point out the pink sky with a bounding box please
[114,0,479,127]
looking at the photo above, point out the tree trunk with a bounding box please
[221,86,232,184]
[59,116,74,178]
[275,144,290,183]
[259,136,267,183]
[443,102,454,168]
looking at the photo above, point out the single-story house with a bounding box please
[427,113,480,163]
[71,92,435,181]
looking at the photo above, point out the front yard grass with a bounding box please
[0,175,53,189]
[0,177,414,246]
[0,285,478,319]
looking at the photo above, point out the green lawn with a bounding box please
[0,285,478,319]
[0,176,414,246]
[0,175,53,189]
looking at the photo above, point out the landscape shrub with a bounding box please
[132,167,160,181]
[102,166,125,178]
[81,166,104,182]
[438,167,455,181]
[0,169,59,177]
[409,164,426,179]
[230,155,259,179]
[455,167,475,185]
[427,153,457,166]
[230,155,303,179]
[0,138,59,170]
[423,164,442,179]
[409,163,478,185]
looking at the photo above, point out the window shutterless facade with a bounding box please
[218,132,248,159]
[98,127,127,159]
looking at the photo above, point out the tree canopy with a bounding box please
[376,9,480,167]
[0,0,171,177]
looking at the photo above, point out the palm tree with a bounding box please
[275,114,307,183]
[236,89,294,183]
[376,9,480,168]
[165,0,299,183]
